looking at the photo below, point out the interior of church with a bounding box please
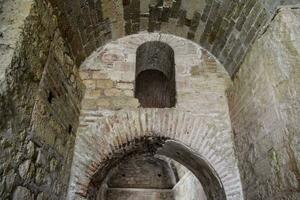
[0,0,300,200]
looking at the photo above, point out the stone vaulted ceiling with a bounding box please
[48,0,298,76]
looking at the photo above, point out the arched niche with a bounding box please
[86,138,226,200]
[135,41,176,108]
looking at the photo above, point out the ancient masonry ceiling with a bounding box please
[47,0,297,76]
[67,33,242,200]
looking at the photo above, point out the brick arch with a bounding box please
[67,109,243,200]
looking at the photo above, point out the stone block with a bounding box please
[12,187,34,200]
[81,99,98,110]
[79,71,91,80]
[96,79,114,88]
[86,89,103,98]
[96,98,111,108]
[104,88,122,96]
[91,71,107,79]
[116,82,134,90]
[83,80,96,89]
[111,97,139,109]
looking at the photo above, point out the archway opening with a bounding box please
[86,137,226,200]
[135,41,176,108]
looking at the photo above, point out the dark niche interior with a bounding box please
[135,41,176,108]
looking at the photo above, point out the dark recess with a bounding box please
[135,41,176,108]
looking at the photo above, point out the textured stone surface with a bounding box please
[228,6,300,200]
[12,186,34,200]
[45,0,298,76]
[0,0,84,199]
[0,0,33,85]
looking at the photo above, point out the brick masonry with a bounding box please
[46,0,299,76]
[67,33,243,199]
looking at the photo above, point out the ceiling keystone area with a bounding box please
[48,0,299,77]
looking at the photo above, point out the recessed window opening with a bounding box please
[135,41,176,108]
[48,91,54,104]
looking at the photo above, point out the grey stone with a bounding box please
[12,187,34,200]
[18,160,31,179]
[26,141,35,158]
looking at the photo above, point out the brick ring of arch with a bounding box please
[67,33,243,200]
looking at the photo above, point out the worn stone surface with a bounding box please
[0,0,84,199]
[228,6,300,200]
[43,0,298,76]
[0,0,33,85]
[12,186,34,200]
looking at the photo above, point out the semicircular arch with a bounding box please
[67,109,243,200]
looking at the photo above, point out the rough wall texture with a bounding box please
[228,6,300,200]
[0,0,83,199]
[0,0,33,84]
[45,0,295,76]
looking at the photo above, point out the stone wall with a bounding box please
[0,0,33,85]
[0,0,83,199]
[228,6,300,200]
